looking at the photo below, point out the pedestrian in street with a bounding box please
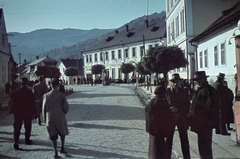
[58,79,65,94]
[223,81,234,131]
[32,76,48,125]
[73,77,76,84]
[212,73,231,135]
[145,85,175,159]
[154,76,157,86]
[9,78,37,150]
[188,71,219,159]
[166,73,191,159]
[42,78,69,157]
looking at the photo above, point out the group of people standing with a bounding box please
[9,77,69,158]
[145,71,234,159]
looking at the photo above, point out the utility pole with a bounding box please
[18,53,22,79]
[76,52,79,84]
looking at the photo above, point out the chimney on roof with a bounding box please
[24,59,27,63]
[145,20,149,28]
[115,30,118,35]
[125,25,129,32]
[67,58,70,60]
[36,55,39,60]
[46,55,48,58]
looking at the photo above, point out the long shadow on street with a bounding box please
[67,104,145,121]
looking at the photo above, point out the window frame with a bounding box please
[221,42,226,65]
[214,45,218,66]
[125,48,129,58]
[199,51,203,68]
[94,53,98,62]
[132,47,136,57]
[111,51,115,60]
[204,49,208,68]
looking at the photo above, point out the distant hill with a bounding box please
[8,11,166,63]
[8,28,114,62]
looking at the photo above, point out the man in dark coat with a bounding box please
[9,78,36,150]
[212,73,231,135]
[166,73,190,159]
[188,71,219,159]
[32,76,48,125]
[223,81,234,131]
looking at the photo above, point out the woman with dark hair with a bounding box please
[145,85,175,159]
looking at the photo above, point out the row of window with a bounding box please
[199,43,226,68]
[168,9,185,43]
[167,0,179,13]
[86,44,159,63]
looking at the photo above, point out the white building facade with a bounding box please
[190,2,240,93]
[165,0,237,80]
[82,20,166,82]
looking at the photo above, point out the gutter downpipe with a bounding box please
[184,0,189,81]
[191,42,198,72]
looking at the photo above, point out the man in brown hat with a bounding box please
[9,78,36,150]
[212,73,231,135]
[188,71,219,159]
[166,73,190,159]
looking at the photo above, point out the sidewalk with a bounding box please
[128,83,240,159]
[0,94,10,110]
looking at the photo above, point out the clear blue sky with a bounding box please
[1,0,166,33]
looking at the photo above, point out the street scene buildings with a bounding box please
[82,19,166,81]
[1,1,240,158]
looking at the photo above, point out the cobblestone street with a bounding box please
[0,85,149,159]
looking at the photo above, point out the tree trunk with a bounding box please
[149,74,152,93]
[163,71,168,88]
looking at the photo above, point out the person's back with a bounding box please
[42,78,69,157]
[44,90,68,120]
[10,86,36,118]
[33,81,48,101]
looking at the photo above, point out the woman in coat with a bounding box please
[42,78,69,157]
[145,85,175,159]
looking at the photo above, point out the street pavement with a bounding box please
[0,85,149,159]
[0,83,240,159]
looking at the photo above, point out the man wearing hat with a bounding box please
[188,71,219,159]
[42,78,69,157]
[166,73,190,159]
[212,73,231,135]
[9,78,37,150]
[32,76,48,125]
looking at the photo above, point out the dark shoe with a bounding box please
[13,143,19,150]
[37,118,42,125]
[54,151,59,158]
[222,132,231,136]
[227,127,233,131]
[25,139,33,145]
[216,131,221,134]
[13,143,23,150]
[60,148,67,154]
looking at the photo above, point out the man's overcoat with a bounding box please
[10,86,36,119]
[42,89,69,137]
[188,82,219,133]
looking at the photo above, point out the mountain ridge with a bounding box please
[8,11,166,63]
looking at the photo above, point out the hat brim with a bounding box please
[192,76,209,80]
[169,79,181,82]
[217,76,225,79]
